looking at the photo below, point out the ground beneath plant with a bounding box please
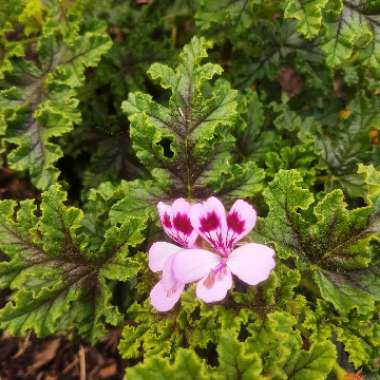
[0,328,124,380]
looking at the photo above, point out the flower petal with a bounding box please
[172,249,220,284]
[157,199,198,248]
[172,198,191,216]
[157,201,173,228]
[226,200,257,247]
[148,242,182,272]
[161,254,177,289]
[196,268,232,303]
[150,280,185,312]
[190,197,227,253]
[227,243,275,285]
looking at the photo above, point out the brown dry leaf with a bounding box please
[32,338,61,370]
[108,27,124,43]
[102,329,122,352]
[0,333,124,379]
[0,168,38,200]
[346,370,364,380]
[370,129,380,145]
[99,362,118,378]
[279,66,304,98]
[333,77,345,98]
[0,331,18,359]
[13,331,32,359]
[62,356,79,376]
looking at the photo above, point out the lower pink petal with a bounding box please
[161,254,177,289]
[148,242,182,272]
[172,249,220,284]
[150,280,185,312]
[227,243,275,285]
[196,268,232,303]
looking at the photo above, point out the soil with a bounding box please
[0,329,124,379]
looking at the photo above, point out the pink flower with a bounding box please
[148,198,198,312]
[172,197,275,303]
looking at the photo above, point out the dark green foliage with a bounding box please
[0,0,112,189]
[0,0,380,378]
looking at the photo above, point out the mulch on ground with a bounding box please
[0,329,124,380]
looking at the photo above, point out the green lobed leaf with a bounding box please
[284,342,336,380]
[0,1,112,189]
[310,94,380,197]
[195,0,254,33]
[321,1,380,68]
[256,169,314,260]
[126,349,208,380]
[115,36,264,223]
[212,331,262,380]
[302,299,380,368]
[256,167,380,319]
[284,0,329,38]
[0,184,145,343]
[123,310,337,379]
